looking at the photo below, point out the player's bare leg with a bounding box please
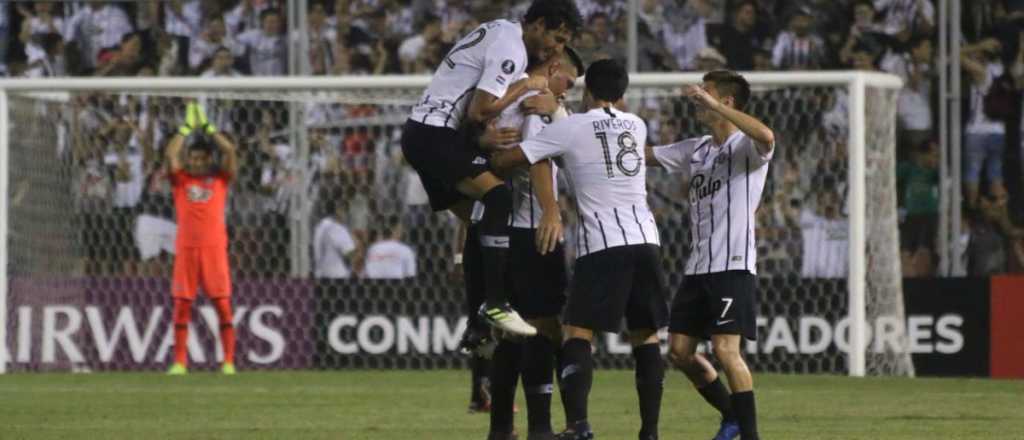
[668,333,739,440]
[628,330,664,440]
[556,325,594,440]
[711,334,759,439]
[456,172,536,337]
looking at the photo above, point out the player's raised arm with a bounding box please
[467,76,549,123]
[686,83,775,154]
[166,102,204,174]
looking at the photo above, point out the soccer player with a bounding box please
[484,46,584,440]
[401,0,582,336]
[491,59,668,440]
[165,102,238,376]
[646,70,775,440]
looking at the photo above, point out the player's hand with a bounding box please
[536,209,563,255]
[479,119,521,151]
[521,89,558,116]
[684,84,722,112]
[521,76,549,91]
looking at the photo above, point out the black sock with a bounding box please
[730,390,759,440]
[698,377,735,421]
[471,354,491,405]
[463,225,486,329]
[555,348,570,427]
[479,185,512,308]
[633,343,664,438]
[521,334,556,434]
[559,338,593,428]
[489,338,523,434]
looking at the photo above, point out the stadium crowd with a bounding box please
[6,0,1024,278]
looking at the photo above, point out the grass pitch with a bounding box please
[1,370,1021,439]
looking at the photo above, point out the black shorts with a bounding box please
[669,270,758,341]
[400,120,490,211]
[509,227,567,320]
[564,244,669,333]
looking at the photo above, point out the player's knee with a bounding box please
[213,298,233,324]
[712,343,744,366]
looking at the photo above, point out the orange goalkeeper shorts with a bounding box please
[172,246,232,300]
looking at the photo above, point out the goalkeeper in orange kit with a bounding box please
[165,102,238,375]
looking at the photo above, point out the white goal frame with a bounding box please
[0,72,903,376]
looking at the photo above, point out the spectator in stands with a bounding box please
[161,0,203,39]
[587,12,626,65]
[965,195,1023,275]
[307,0,338,75]
[772,7,829,70]
[190,17,243,73]
[874,0,934,43]
[103,118,145,275]
[881,35,934,158]
[16,1,64,39]
[961,37,1009,207]
[96,32,144,76]
[398,14,442,74]
[707,1,762,71]
[898,139,940,277]
[752,48,774,71]
[577,0,626,22]
[201,47,243,77]
[800,182,849,278]
[23,33,64,77]
[313,198,361,279]
[224,0,273,37]
[237,9,287,75]
[695,47,728,71]
[661,0,711,70]
[838,1,890,68]
[65,2,134,73]
[363,216,417,279]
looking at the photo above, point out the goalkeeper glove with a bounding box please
[178,102,218,136]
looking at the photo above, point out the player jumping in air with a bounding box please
[492,59,668,440]
[165,102,239,376]
[482,46,584,440]
[401,0,582,337]
[646,70,775,440]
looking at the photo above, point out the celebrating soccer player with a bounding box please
[401,0,582,337]
[165,102,238,376]
[482,46,584,440]
[492,59,668,440]
[646,70,775,440]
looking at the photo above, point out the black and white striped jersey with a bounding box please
[408,19,529,130]
[521,106,660,258]
[652,131,773,275]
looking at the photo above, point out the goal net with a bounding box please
[0,74,911,376]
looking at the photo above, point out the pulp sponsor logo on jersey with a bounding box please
[689,174,722,203]
[6,304,286,365]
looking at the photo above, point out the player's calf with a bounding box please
[711,335,759,440]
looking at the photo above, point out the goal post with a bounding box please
[0,72,908,376]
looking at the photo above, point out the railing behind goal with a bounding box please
[0,73,910,376]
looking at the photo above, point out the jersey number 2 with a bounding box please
[444,28,487,69]
[595,131,641,178]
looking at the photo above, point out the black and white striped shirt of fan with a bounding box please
[652,131,773,275]
[408,19,529,130]
[520,106,660,258]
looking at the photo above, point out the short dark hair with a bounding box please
[702,69,751,110]
[563,46,585,77]
[585,59,629,102]
[524,0,583,35]
[260,9,280,22]
[188,140,215,155]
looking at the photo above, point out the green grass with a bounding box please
[1,370,1022,439]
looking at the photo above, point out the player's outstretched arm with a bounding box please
[467,76,548,124]
[686,85,775,154]
[490,147,530,174]
[193,102,238,181]
[644,146,662,167]
[166,102,200,174]
[530,160,561,255]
